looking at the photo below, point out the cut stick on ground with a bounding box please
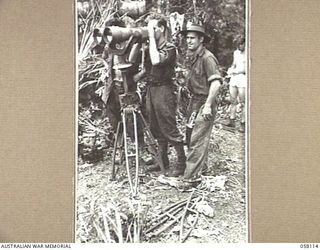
[151,197,201,237]
[179,190,202,242]
[147,204,185,226]
[151,212,184,237]
[147,198,195,226]
[145,206,184,234]
[149,196,198,224]
[180,210,200,243]
[146,193,202,237]
[151,202,186,222]
[160,199,190,213]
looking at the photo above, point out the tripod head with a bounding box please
[110,40,147,110]
[111,62,142,111]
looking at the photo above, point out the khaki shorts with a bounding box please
[229,73,247,88]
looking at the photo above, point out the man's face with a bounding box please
[154,25,164,40]
[186,32,203,51]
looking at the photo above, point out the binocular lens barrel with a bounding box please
[102,26,148,43]
[93,28,104,44]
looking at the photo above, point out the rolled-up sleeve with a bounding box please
[204,56,222,84]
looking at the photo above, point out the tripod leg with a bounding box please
[110,121,122,180]
[132,111,139,196]
[137,110,165,173]
[118,131,124,166]
[123,111,134,194]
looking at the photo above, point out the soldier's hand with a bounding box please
[148,20,157,38]
[202,104,212,121]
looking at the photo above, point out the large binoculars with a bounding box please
[93,26,148,45]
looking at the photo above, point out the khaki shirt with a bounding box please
[149,41,176,83]
[187,47,222,96]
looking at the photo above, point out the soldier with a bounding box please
[177,24,222,185]
[225,37,246,133]
[146,18,186,175]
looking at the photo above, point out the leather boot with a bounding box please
[147,141,169,171]
[166,143,186,177]
[159,141,169,168]
[185,127,192,148]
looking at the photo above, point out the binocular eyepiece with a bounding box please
[93,26,149,45]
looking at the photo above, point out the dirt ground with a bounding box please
[76,113,247,243]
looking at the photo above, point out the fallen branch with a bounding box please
[146,196,198,230]
[146,193,202,237]
[151,212,183,237]
[145,206,184,234]
[179,190,202,242]
[180,211,199,243]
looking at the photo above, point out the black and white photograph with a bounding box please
[76,0,247,243]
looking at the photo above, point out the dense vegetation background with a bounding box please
[77,0,245,159]
[76,0,246,243]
